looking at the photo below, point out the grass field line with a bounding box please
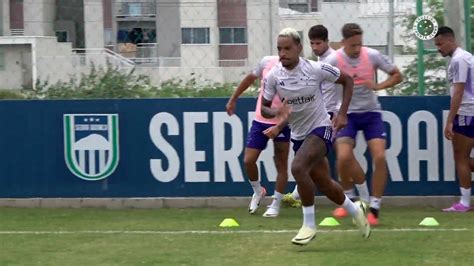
[0,228,469,235]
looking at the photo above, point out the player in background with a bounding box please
[324,23,403,225]
[434,26,474,212]
[262,27,370,245]
[226,56,291,217]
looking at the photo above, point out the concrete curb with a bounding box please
[0,196,463,209]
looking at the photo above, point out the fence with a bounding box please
[1,0,470,94]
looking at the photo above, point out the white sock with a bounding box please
[344,188,356,200]
[271,191,284,208]
[342,195,359,217]
[355,181,370,203]
[460,187,471,207]
[292,185,300,200]
[302,205,316,229]
[370,196,382,210]
[249,181,261,195]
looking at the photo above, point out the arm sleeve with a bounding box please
[451,58,469,83]
[262,70,277,102]
[369,49,396,73]
[314,61,341,83]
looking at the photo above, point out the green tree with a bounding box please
[392,0,447,95]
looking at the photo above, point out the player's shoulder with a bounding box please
[324,52,338,65]
[365,47,394,67]
[301,57,318,65]
[300,57,325,72]
[265,61,282,77]
[365,47,381,56]
[452,48,472,63]
[260,55,279,65]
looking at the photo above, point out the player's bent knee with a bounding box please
[291,164,307,178]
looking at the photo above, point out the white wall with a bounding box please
[24,0,56,36]
[1,0,10,36]
[84,0,105,48]
[35,38,75,85]
[319,2,414,47]
[180,0,218,67]
[0,44,31,89]
[247,0,279,68]
[136,65,249,85]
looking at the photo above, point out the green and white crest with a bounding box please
[413,15,438,40]
[64,114,119,181]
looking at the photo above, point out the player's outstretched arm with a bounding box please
[226,74,258,116]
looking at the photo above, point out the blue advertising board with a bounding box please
[0,96,470,197]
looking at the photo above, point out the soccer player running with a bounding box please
[283,24,340,207]
[226,56,291,217]
[324,23,403,225]
[434,26,474,212]
[262,27,370,245]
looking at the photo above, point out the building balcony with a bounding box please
[115,1,157,20]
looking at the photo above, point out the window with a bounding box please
[287,0,318,12]
[56,31,68,42]
[117,28,157,44]
[128,3,142,16]
[288,3,308,12]
[182,28,210,44]
[0,49,5,71]
[219,28,247,44]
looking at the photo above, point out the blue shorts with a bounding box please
[291,126,333,155]
[335,112,386,141]
[246,120,291,150]
[453,114,474,138]
[328,112,335,120]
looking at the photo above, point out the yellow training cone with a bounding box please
[319,217,340,226]
[419,217,439,226]
[219,218,240,227]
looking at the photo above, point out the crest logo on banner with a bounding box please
[64,114,119,181]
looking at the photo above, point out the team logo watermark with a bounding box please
[413,15,438,40]
[64,114,119,181]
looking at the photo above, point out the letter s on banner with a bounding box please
[149,112,180,182]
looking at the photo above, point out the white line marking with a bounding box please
[0,228,468,235]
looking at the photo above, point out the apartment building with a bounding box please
[0,0,415,89]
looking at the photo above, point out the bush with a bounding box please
[0,89,26,100]
[21,64,257,99]
[156,79,258,98]
[23,64,158,99]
